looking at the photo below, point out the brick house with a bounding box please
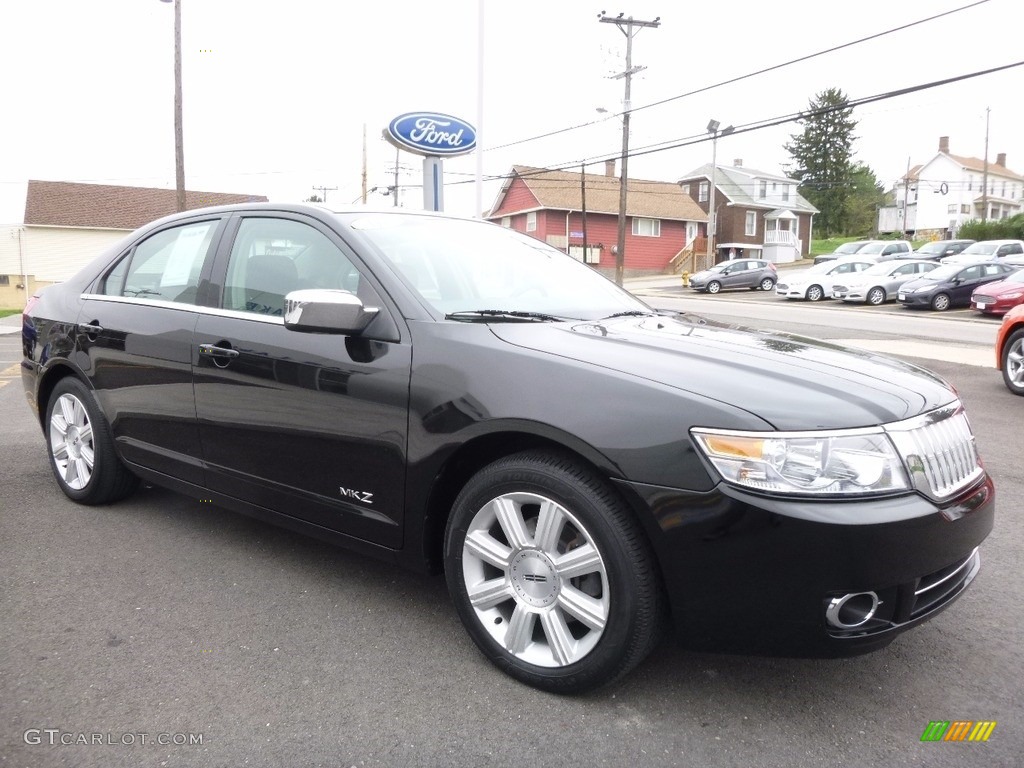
[677,160,818,265]
[877,136,1024,238]
[0,181,267,308]
[485,163,707,277]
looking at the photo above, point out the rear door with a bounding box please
[192,213,411,547]
[78,216,225,484]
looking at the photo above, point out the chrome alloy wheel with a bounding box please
[461,492,609,668]
[49,393,95,490]
[1006,334,1024,391]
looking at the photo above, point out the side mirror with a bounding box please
[283,289,379,334]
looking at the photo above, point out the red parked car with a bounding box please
[972,267,1024,315]
[996,304,1024,395]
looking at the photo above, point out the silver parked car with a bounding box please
[832,260,939,305]
[688,259,778,293]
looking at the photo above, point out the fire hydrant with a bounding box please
[681,270,690,287]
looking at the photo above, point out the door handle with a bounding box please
[198,343,240,359]
[78,323,103,335]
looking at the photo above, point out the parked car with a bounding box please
[898,261,1018,311]
[941,239,1024,264]
[813,240,873,265]
[21,203,994,694]
[832,260,939,305]
[688,259,777,293]
[996,304,1024,395]
[971,266,1024,315]
[775,258,876,301]
[898,239,975,261]
[851,240,913,262]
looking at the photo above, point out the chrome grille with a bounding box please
[912,548,980,618]
[973,294,994,304]
[886,402,983,500]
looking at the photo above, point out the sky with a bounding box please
[1,0,1022,226]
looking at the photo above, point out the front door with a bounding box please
[193,214,410,547]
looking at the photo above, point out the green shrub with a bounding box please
[958,214,1024,241]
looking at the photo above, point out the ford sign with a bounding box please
[386,112,477,157]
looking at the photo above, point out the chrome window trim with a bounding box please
[80,293,285,325]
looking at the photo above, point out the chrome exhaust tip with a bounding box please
[826,592,880,629]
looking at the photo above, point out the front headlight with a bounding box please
[914,286,934,293]
[691,428,910,496]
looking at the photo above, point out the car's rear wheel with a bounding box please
[45,378,138,504]
[867,287,886,306]
[931,293,951,311]
[806,285,824,302]
[1002,329,1024,396]
[759,277,776,291]
[444,451,664,694]
[706,280,722,294]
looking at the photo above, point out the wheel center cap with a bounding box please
[66,426,82,459]
[510,550,559,608]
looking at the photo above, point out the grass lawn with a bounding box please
[0,309,21,319]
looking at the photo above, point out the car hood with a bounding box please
[490,314,954,430]
[974,279,1023,296]
[901,276,948,291]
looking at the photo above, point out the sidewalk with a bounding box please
[0,313,21,335]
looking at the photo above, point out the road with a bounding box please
[1,310,1021,768]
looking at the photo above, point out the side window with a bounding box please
[894,264,914,276]
[982,264,1004,277]
[102,220,216,304]
[960,266,982,280]
[223,218,376,317]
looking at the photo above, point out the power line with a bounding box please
[485,0,992,154]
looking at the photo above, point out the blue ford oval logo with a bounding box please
[386,112,477,157]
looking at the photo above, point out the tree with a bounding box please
[304,194,323,203]
[845,163,888,236]
[785,88,857,237]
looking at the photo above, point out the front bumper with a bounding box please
[776,285,810,299]
[898,291,936,307]
[614,474,994,657]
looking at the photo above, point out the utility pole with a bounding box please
[982,107,990,223]
[393,146,400,207]
[312,185,337,204]
[901,156,911,237]
[159,0,186,211]
[581,163,589,266]
[361,124,368,204]
[599,11,660,286]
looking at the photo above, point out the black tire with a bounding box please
[931,293,951,311]
[867,287,886,306]
[44,378,138,505]
[706,280,722,294]
[806,284,824,302]
[444,450,664,694]
[1001,328,1024,396]
[759,277,776,291]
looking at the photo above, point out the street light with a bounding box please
[705,119,734,269]
[160,0,186,212]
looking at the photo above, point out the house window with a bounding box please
[632,218,661,237]
[961,204,970,214]
[782,185,790,202]
[526,212,537,232]
[771,182,777,193]
[947,204,957,214]
[0,275,9,286]
[758,181,767,199]
[968,179,973,191]
[1002,181,1007,197]
[698,182,709,202]
[501,216,510,228]
[681,183,691,197]
[744,211,757,236]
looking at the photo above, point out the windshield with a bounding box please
[834,242,865,254]
[961,242,999,255]
[346,213,651,320]
[916,242,946,255]
[857,242,887,255]
[1004,269,1024,284]
[860,262,902,276]
[923,265,964,281]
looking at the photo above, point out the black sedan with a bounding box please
[897,261,1019,311]
[21,203,994,694]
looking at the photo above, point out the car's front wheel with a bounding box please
[867,287,886,306]
[931,293,951,311]
[806,284,824,302]
[45,378,138,504]
[444,451,664,694]
[706,280,722,294]
[1002,328,1024,396]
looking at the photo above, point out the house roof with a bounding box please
[678,163,819,214]
[487,165,706,222]
[948,153,1024,182]
[24,180,269,230]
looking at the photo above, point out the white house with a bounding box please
[878,136,1024,238]
[0,180,267,308]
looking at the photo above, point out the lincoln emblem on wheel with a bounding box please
[20,203,994,694]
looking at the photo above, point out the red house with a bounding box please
[485,163,706,277]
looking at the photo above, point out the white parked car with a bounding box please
[775,258,876,301]
[832,260,939,305]
[940,240,1024,264]
[852,240,913,262]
